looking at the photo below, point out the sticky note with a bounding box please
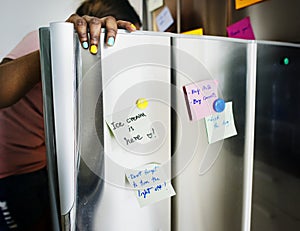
[125,163,176,207]
[183,80,219,121]
[182,28,203,36]
[204,101,238,144]
[227,17,255,40]
[155,6,174,32]
[106,107,159,150]
[147,0,164,12]
[235,0,264,9]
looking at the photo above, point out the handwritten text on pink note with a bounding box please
[183,80,218,121]
[227,17,255,40]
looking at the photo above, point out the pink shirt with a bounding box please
[0,31,46,178]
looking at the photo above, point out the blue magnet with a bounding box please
[213,98,225,112]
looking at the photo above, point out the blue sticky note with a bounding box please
[204,101,238,143]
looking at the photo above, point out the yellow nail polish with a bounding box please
[90,45,98,54]
[130,24,136,30]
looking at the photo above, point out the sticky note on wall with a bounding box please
[235,0,265,10]
[227,17,255,40]
[183,80,219,121]
[125,163,176,207]
[155,6,174,32]
[182,28,203,36]
[204,101,237,144]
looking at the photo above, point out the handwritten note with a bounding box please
[183,80,219,121]
[204,101,238,144]
[155,6,174,32]
[106,107,158,150]
[235,0,264,9]
[125,163,176,207]
[227,17,255,40]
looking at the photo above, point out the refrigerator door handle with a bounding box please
[241,41,257,231]
[49,22,77,221]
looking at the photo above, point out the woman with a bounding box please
[0,0,141,230]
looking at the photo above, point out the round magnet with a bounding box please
[213,98,225,112]
[136,98,148,109]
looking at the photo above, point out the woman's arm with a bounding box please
[0,14,136,109]
[0,50,40,108]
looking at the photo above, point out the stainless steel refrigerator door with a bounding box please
[171,35,256,231]
[95,30,172,231]
[252,41,300,231]
[40,24,172,230]
[75,30,173,230]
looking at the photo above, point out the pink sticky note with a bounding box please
[226,16,255,40]
[183,80,218,121]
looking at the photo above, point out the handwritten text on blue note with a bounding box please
[156,6,174,32]
[125,163,176,207]
[204,101,238,143]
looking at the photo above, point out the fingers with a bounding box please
[101,16,118,47]
[82,15,102,54]
[117,20,137,32]
[66,14,89,49]
[66,14,137,55]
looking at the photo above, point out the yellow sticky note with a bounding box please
[182,28,203,36]
[235,0,265,10]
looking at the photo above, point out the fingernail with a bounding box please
[130,24,136,30]
[90,45,98,54]
[82,41,88,49]
[107,37,115,46]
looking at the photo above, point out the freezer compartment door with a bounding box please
[171,36,255,231]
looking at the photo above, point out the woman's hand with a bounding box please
[66,14,137,54]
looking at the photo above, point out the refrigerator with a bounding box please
[39,22,300,231]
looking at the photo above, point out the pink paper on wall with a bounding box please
[183,80,218,121]
[226,16,255,40]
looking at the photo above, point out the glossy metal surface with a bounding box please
[171,35,252,231]
[252,42,300,231]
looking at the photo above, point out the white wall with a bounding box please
[0,0,82,61]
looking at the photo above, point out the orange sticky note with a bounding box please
[235,0,264,10]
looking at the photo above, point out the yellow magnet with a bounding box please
[136,98,148,109]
